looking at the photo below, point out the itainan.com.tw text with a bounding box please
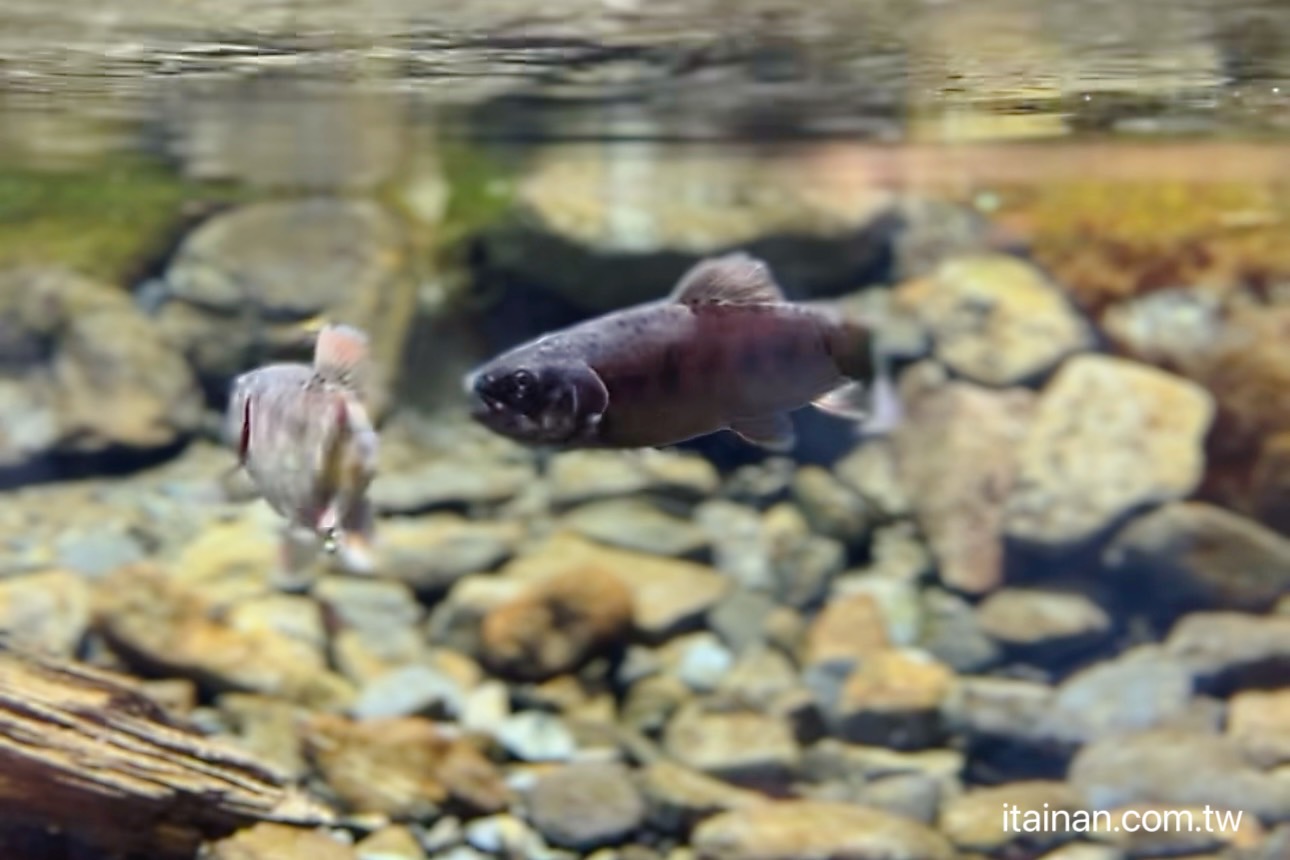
[1001,804,1244,834]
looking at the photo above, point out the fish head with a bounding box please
[465,356,608,446]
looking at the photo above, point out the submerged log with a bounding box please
[0,644,334,858]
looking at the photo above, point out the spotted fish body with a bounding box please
[466,253,891,452]
[225,324,379,566]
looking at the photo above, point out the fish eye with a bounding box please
[504,368,542,413]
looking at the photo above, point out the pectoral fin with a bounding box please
[729,413,796,452]
[812,381,870,420]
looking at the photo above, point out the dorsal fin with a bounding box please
[670,253,785,306]
[313,323,370,389]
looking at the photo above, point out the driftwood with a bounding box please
[0,645,334,858]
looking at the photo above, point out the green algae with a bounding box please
[0,157,252,286]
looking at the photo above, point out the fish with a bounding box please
[224,322,380,574]
[464,252,899,452]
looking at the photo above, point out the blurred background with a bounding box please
[0,1,1288,858]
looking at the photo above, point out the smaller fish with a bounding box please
[224,323,380,575]
[464,252,901,453]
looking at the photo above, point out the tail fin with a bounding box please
[313,323,370,389]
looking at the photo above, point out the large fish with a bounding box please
[224,323,379,574]
[464,253,899,452]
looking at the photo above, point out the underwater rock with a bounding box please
[759,503,845,610]
[1227,690,1290,768]
[201,823,357,860]
[499,533,729,641]
[1034,846,1124,860]
[664,633,736,695]
[378,514,522,593]
[218,693,312,780]
[789,466,873,544]
[832,439,912,522]
[940,676,1055,747]
[804,593,890,669]
[0,569,91,656]
[157,198,415,413]
[561,498,709,558]
[940,781,1082,854]
[621,674,690,737]
[639,760,768,836]
[463,814,548,858]
[1197,305,1290,455]
[1251,432,1290,536]
[480,143,899,313]
[170,515,285,606]
[712,646,802,712]
[52,521,148,580]
[96,565,354,709]
[895,254,1092,386]
[663,703,800,787]
[692,801,955,860]
[301,714,510,819]
[694,502,775,592]
[1038,647,1213,746]
[831,648,953,750]
[1005,355,1214,549]
[917,588,1001,674]
[706,590,777,655]
[0,267,202,467]
[371,454,536,515]
[495,710,577,762]
[1068,728,1290,823]
[830,573,922,647]
[1101,285,1227,373]
[480,565,633,681]
[893,365,1034,594]
[975,587,1112,654]
[547,449,719,507]
[1164,612,1290,693]
[1104,501,1290,611]
[525,762,647,850]
[313,577,428,683]
[351,665,464,721]
[354,826,426,860]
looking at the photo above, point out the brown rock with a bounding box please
[894,366,1034,593]
[663,704,800,787]
[0,569,91,656]
[302,714,510,819]
[639,761,769,835]
[1228,690,1290,768]
[159,198,415,414]
[354,826,426,860]
[481,564,633,681]
[834,648,953,750]
[940,781,1082,853]
[501,534,730,640]
[1005,355,1214,548]
[896,253,1091,385]
[0,267,202,466]
[693,800,955,860]
[95,565,354,709]
[1164,611,1290,692]
[1103,502,1290,611]
[200,823,356,860]
[526,762,647,850]
[976,588,1111,650]
[804,593,890,668]
[1252,432,1290,534]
